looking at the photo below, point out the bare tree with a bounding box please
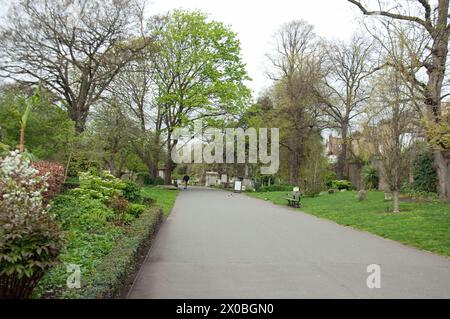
[267,20,325,185]
[368,68,416,212]
[348,0,450,200]
[318,34,378,179]
[0,0,147,133]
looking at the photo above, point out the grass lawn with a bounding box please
[142,186,179,216]
[247,190,450,257]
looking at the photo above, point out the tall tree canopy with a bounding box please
[150,10,251,183]
[0,0,147,132]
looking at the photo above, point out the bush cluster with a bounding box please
[76,207,162,299]
[34,194,125,298]
[324,172,337,189]
[331,180,353,190]
[70,170,126,201]
[123,180,142,203]
[136,172,164,186]
[33,161,65,204]
[32,170,162,298]
[35,202,162,299]
[361,165,379,190]
[257,184,295,192]
[413,153,437,194]
[0,151,63,298]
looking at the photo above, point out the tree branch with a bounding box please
[347,0,432,32]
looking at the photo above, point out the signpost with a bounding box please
[234,181,242,193]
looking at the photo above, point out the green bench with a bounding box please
[285,187,301,208]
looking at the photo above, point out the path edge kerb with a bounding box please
[119,207,165,298]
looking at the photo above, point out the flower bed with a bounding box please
[31,172,163,299]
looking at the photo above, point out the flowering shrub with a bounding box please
[70,170,126,202]
[0,151,63,298]
[32,161,65,204]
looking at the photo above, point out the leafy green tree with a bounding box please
[88,100,135,177]
[0,88,75,161]
[150,10,251,183]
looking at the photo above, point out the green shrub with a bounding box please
[142,196,156,205]
[331,180,352,190]
[62,176,80,191]
[123,181,142,203]
[261,175,275,186]
[303,181,323,197]
[60,207,162,299]
[70,170,126,202]
[123,214,135,225]
[33,194,124,298]
[258,184,294,192]
[136,172,151,185]
[401,183,439,202]
[324,172,337,189]
[361,165,379,190]
[136,173,165,186]
[413,153,437,193]
[128,204,146,218]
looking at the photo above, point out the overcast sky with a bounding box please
[147,0,359,97]
[0,0,361,97]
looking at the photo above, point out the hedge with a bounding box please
[70,206,162,299]
[257,185,295,192]
[34,205,162,299]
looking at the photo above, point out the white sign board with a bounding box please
[234,181,242,192]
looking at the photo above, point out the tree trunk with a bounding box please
[108,160,116,177]
[434,150,450,202]
[393,191,399,213]
[19,124,25,153]
[336,123,348,179]
[164,158,173,185]
[69,105,88,134]
[151,165,158,180]
[151,134,162,179]
[425,1,449,200]
[289,152,300,185]
[164,136,175,185]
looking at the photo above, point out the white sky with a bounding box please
[0,0,361,97]
[147,0,359,97]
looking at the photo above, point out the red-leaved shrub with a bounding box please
[32,161,65,204]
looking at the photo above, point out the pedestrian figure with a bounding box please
[182,174,190,189]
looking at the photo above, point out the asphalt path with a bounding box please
[128,187,450,298]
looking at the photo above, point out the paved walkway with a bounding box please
[128,187,450,298]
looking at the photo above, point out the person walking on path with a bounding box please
[182,174,190,189]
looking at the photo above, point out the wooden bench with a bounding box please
[285,188,301,208]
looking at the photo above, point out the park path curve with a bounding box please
[128,187,450,298]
